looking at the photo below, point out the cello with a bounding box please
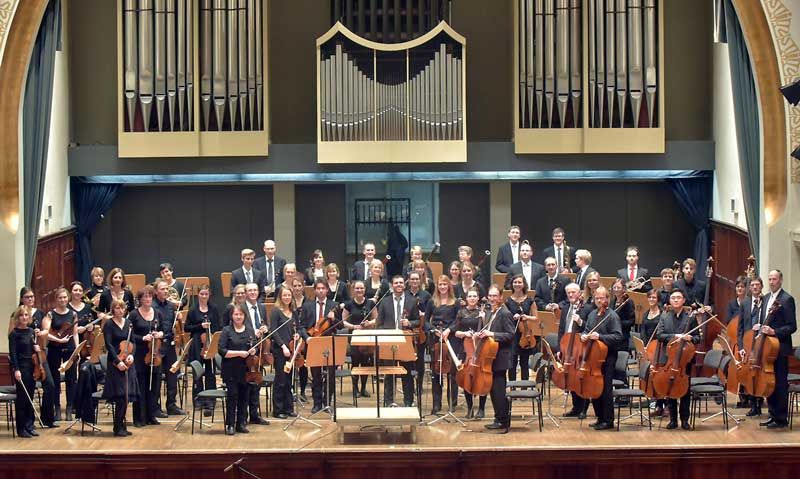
[455,301,498,396]
[738,301,782,398]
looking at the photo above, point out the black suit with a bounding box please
[736,296,763,349]
[254,255,286,287]
[583,308,623,425]
[487,305,515,426]
[654,310,700,422]
[351,259,388,282]
[504,261,545,290]
[574,266,597,290]
[243,301,267,420]
[495,242,521,274]
[762,289,797,423]
[616,266,652,292]
[231,268,266,300]
[299,298,339,410]
[540,244,573,271]
[534,274,568,310]
[376,293,420,406]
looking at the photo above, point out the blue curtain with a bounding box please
[667,176,713,280]
[724,0,760,263]
[22,0,61,283]
[71,178,122,284]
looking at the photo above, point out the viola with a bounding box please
[516,301,538,350]
[738,301,781,398]
[415,299,426,345]
[245,338,263,385]
[31,330,47,382]
[432,332,453,376]
[455,302,497,396]
[144,320,163,367]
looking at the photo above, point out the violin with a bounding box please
[31,330,47,382]
[738,301,781,398]
[571,302,610,400]
[245,337,263,384]
[455,301,497,396]
[118,320,135,369]
[415,299,426,345]
[432,329,453,376]
[516,301,538,349]
[309,303,340,338]
[284,337,305,372]
[53,317,74,340]
[144,319,163,367]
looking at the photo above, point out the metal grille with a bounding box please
[330,0,453,44]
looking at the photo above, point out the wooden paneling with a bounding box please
[711,220,751,322]
[30,227,76,313]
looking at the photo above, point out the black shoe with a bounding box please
[43,422,58,428]
[746,407,762,417]
[767,420,788,429]
[588,420,600,428]
[225,426,235,435]
[475,409,485,419]
[563,409,580,418]
[760,417,776,427]
[154,411,168,419]
[593,422,614,430]
[27,429,39,437]
[133,421,145,428]
[484,421,504,429]
[124,430,133,436]
[466,407,474,419]
[236,425,250,433]
[113,430,127,437]
[681,421,691,430]
[360,389,370,398]
[273,413,288,419]
[578,411,587,420]
[167,406,186,415]
[311,405,322,414]
[18,430,32,438]
[665,421,678,430]
[249,416,269,425]
[147,418,160,425]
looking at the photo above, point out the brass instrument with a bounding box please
[168,286,180,302]
[562,240,571,271]
[626,276,651,291]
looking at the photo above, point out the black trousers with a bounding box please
[14,366,34,434]
[272,355,293,415]
[134,364,162,423]
[298,366,309,394]
[349,345,372,391]
[311,366,335,408]
[383,360,415,406]
[39,360,56,426]
[46,346,77,411]
[768,355,789,422]
[248,381,262,420]
[508,342,533,381]
[464,392,487,410]
[570,392,589,413]
[666,361,692,422]
[161,345,179,409]
[113,397,128,433]
[431,370,458,411]
[226,381,249,428]
[490,370,509,425]
[192,358,216,407]
[590,353,616,424]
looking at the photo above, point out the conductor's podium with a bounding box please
[336,407,420,442]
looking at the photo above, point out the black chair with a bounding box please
[0,391,16,438]
[507,351,543,390]
[189,360,227,434]
[506,365,544,431]
[788,348,800,383]
[689,356,731,430]
[612,359,652,431]
[788,382,800,430]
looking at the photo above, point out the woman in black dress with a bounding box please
[448,261,461,288]
[427,276,458,414]
[341,280,376,398]
[290,278,307,311]
[412,259,435,294]
[87,266,106,310]
[269,288,299,418]
[325,263,350,303]
[98,268,135,315]
[304,250,326,286]
[68,281,97,358]
[640,289,666,416]
[18,288,56,427]
[447,288,487,419]
[9,306,39,437]
[455,262,486,304]
[365,259,390,303]
[505,274,536,382]
[102,299,139,436]
[219,304,258,435]
[46,287,77,421]
[130,285,165,427]
[184,285,220,413]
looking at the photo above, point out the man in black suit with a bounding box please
[231,249,266,299]
[737,277,765,416]
[242,282,270,426]
[504,243,544,290]
[351,242,380,282]
[254,240,287,297]
[574,249,597,290]
[299,280,338,414]
[540,227,573,274]
[153,279,184,416]
[534,257,568,312]
[758,270,797,429]
[375,275,420,407]
[495,225,521,274]
[616,246,652,292]
[558,282,589,419]
[482,285,516,433]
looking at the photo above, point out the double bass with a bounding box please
[738,301,782,398]
[551,299,583,391]
[571,302,611,400]
[455,301,498,396]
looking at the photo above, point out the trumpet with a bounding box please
[626,276,651,291]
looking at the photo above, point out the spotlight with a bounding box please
[792,144,800,161]
[780,79,800,106]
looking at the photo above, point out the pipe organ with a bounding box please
[118,0,268,158]
[317,22,466,163]
[329,0,454,44]
[515,0,664,153]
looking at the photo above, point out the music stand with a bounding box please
[305,335,348,420]
[426,334,465,427]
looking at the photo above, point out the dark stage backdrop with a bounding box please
[439,183,491,268]
[511,182,696,276]
[92,185,274,307]
[295,184,347,275]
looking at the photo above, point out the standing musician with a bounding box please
[574,249,596,290]
[641,289,666,417]
[411,259,436,294]
[153,279,184,416]
[737,277,765,416]
[274,263,299,300]
[534,257,568,311]
[371,275,420,407]
[654,289,699,430]
[427,276,459,414]
[581,272,601,317]
[290,277,308,310]
[448,261,462,288]
[403,245,434,280]
[230,249,265,299]
[449,288,488,419]
[581,286,624,431]
[304,250,326,285]
[727,276,748,323]
[351,242,381,281]
[184,285,221,416]
[481,285,515,433]
[45,287,77,422]
[218,304,258,435]
[757,270,796,429]
[300,280,338,414]
[254,239,287,296]
[223,284,247,326]
[269,288,299,418]
[131,285,165,427]
[674,258,708,307]
[87,266,106,309]
[103,299,139,436]
[9,306,40,437]
[504,243,544,291]
[657,268,677,307]
[610,278,635,351]
[365,259,391,302]
[455,261,486,303]
[506,274,536,382]
[617,246,652,292]
[242,282,270,425]
[458,246,486,287]
[558,283,590,419]
[159,263,185,307]
[18,288,56,427]
[98,268,135,314]
[68,281,97,358]
[342,280,376,399]
[408,271,432,399]
[495,225,522,274]
[541,227,573,274]
[325,263,350,303]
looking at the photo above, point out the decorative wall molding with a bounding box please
[0,0,20,67]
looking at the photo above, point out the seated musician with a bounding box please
[580,286,623,431]
[654,289,699,430]
[558,282,590,419]
[403,245,434,281]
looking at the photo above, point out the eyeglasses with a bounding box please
[22,295,34,299]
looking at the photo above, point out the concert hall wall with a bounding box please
[439,183,491,266]
[295,184,347,272]
[92,185,275,304]
[511,182,696,275]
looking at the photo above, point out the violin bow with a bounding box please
[16,376,44,428]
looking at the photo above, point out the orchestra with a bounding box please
[6,231,797,440]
